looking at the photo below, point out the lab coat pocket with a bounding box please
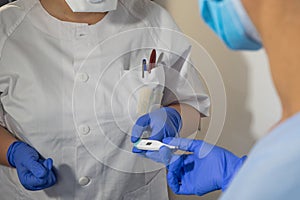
[117,65,165,119]
[7,168,32,200]
[122,169,168,200]
[122,183,150,200]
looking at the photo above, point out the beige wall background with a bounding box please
[153,0,282,200]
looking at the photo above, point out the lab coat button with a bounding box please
[77,73,89,82]
[79,125,90,135]
[79,177,90,186]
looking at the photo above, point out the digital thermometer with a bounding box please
[134,139,177,151]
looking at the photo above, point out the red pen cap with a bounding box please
[149,49,156,73]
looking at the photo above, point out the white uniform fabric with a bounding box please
[0,0,210,199]
[220,112,300,200]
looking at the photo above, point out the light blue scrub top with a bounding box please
[220,112,300,200]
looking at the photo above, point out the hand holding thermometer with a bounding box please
[134,139,177,151]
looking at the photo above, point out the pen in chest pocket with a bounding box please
[142,59,146,78]
[141,49,157,79]
[149,49,156,73]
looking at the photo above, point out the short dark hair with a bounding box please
[0,0,14,7]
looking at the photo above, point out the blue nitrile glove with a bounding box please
[161,138,247,196]
[131,107,182,154]
[7,141,57,191]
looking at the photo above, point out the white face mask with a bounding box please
[65,0,118,13]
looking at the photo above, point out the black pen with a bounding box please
[142,59,146,78]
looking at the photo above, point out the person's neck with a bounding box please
[243,0,300,122]
[39,0,107,25]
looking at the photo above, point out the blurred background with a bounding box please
[153,0,282,200]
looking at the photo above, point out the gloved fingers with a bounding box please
[17,166,48,190]
[24,159,48,178]
[46,170,57,188]
[159,146,173,165]
[42,158,53,170]
[35,169,57,190]
[168,109,182,132]
[167,155,194,195]
[167,170,181,194]
[132,147,147,154]
[144,146,173,165]
[178,181,193,195]
[42,159,57,188]
[183,154,196,165]
[7,141,41,168]
[18,164,57,191]
[168,155,183,176]
[131,114,151,143]
[163,137,203,152]
[148,116,166,139]
[182,156,195,173]
[131,125,150,143]
[148,124,176,141]
[132,146,173,165]
[148,130,164,141]
[165,123,179,138]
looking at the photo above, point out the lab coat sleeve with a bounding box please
[0,62,8,128]
[161,47,210,117]
[120,0,210,116]
[0,0,22,127]
[137,0,210,116]
[0,61,9,128]
[0,3,16,53]
[0,97,4,127]
[0,13,6,127]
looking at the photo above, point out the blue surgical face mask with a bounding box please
[199,0,262,50]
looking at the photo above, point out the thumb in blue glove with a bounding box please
[161,138,247,196]
[131,107,182,155]
[7,141,57,191]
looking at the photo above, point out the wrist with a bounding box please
[6,141,25,167]
[165,107,182,135]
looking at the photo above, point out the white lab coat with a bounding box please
[0,0,210,199]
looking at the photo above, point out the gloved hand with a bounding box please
[7,141,57,191]
[160,138,247,196]
[131,107,182,154]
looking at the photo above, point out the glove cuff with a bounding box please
[6,141,25,168]
[165,107,182,136]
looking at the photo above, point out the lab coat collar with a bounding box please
[26,0,126,41]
